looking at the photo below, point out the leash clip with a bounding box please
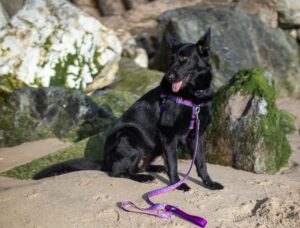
[195,107,201,120]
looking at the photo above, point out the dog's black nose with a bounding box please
[168,73,175,82]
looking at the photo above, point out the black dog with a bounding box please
[35,29,223,191]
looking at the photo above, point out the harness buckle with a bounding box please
[176,97,182,103]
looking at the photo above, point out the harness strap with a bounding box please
[119,117,207,227]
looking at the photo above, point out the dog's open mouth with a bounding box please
[171,76,189,93]
[172,80,183,93]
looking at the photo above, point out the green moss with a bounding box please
[208,68,292,174]
[50,52,78,88]
[278,110,296,134]
[91,48,103,77]
[91,90,137,118]
[64,116,114,142]
[50,44,103,90]
[113,58,163,96]
[0,74,26,102]
[0,106,33,147]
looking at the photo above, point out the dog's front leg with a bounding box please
[161,135,191,192]
[188,133,223,190]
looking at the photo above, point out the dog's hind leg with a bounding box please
[107,136,155,183]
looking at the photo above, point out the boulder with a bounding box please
[0,0,122,90]
[205,68,292,174]
[0,86,114,147]
[152,5,300,96]
[277,0,300,28]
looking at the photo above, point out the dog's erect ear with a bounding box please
[196,28,211,55]
[165,31,180,47]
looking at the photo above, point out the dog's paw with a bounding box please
[176,183,191,192]
[203,180,224,190]
[140,174,155,183]
[130,174,155,183]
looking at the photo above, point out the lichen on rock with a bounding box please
[206,68,293,174]
[0,0,122,90]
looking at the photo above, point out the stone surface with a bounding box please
[122,38,149,68]
[277,0,300,28]
[112,57,162,96]
[0,0,122,90]
[152,5,300,96]
[236,0,278,28]
[205,68,292,174]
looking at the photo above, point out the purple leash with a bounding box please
[119,97,207,227]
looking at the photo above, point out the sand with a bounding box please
[0,99,299,228]
[0,138,72,173]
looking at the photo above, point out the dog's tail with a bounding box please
[33,158,103,180]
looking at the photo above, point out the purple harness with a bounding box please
[119,92,208,227]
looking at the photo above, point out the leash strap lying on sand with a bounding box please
[119,115,207,227]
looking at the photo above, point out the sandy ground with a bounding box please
[0,99,299,228]
[0,138,72,173]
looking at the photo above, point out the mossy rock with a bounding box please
[206,68,293,174]
[0,102,54,147]
[91,89,138,118]
[1,133,106,179]
[112,58,163,96]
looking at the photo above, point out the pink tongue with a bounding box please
[172,80,183,93]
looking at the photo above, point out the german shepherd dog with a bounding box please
[35,29,223,191]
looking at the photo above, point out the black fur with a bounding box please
[34,29,223,191]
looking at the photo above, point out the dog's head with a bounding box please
[164,29,212,95]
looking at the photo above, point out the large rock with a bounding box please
[205,68,292,174]
[152,5,300,96]
[0,0,122,90]
[277,0,300,28]
[0,86,114,147]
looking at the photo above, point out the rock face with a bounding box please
[277,0,300,28]
[152,5,300,96]
[0,0,122,90]
[205,68,292,174]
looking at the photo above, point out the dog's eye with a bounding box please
[179,56,188,63]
